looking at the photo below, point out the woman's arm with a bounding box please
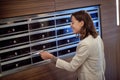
[56,43,89,72]
[40,42,89,72]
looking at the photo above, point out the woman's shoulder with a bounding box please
[78,35,99,46]
[80,35,93,43]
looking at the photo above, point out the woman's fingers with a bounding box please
[40,51,55,60]
[40,51,50,59]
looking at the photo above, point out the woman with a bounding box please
[40,10,106,80]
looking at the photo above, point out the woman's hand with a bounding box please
[40,51,55,60]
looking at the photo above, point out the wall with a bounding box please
[0,0,55,18]
[0,0,120,80]
[101,1,119,80]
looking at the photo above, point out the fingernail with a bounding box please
[40,50,44,53]
[35,50,44,55]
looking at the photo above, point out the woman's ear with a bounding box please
[80,21,84,26]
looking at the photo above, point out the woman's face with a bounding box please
[71,16,84,34]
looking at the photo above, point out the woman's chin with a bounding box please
[73,31,78,34]
[73,31,76,33]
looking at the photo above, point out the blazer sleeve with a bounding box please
[56,42,89,72]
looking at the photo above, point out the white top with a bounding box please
[56,35,106,80]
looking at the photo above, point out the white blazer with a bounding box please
[56,35,106,80]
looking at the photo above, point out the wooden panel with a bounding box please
[0,0,120,80]
[116,28,120,80]
[0,0,55,19]
[55,0,100,11]
[101,0,120,80]
[0,60,76,80]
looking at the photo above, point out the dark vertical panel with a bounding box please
[100,0,118,80]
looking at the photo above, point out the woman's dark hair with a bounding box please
[71,10,98,39]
